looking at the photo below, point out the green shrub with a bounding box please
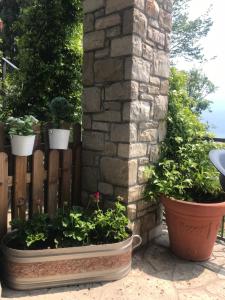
[10,202,129,250]
[7,115,38,136]
[146,68,224,203]
[49,97,74,128]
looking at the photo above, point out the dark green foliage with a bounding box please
[1,0,83,121]
[146,68,224,203]
[91,202,129,244]
[172,0,213,61]
[0,0,20,62]
[10,202,129,250]
[49,97,74,128]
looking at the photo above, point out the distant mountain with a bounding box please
[201,101,225,138]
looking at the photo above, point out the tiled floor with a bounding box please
[1,232,225,300]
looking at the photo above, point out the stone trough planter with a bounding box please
[1,232,142,291]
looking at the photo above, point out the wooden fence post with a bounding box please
[0,152,8,239]
[72,124,81,206]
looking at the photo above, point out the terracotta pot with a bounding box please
[1,232,142,291]
[161,195,225,261]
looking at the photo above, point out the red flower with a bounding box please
[94,192,100,201]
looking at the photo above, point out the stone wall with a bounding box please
[82,0,172,244]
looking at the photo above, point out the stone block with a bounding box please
[160,79,169,95]
[105,81,138,101]
[83,131,105,151]
[138,166,148,184]
[111,123,137,142]
[82,167,98,192]
[142,43,153,61]
[84,14,94,32]
[146,0,160,19]
[84,30,105,51]
[125,57,151,83]
[106,0,134,14]
[92,121,109,132]
[101,157,138,186]
[111,35,142,57]
[158,120,167,142]
[148,27,165,47]
[83,87,101,112]
[83,0,104,13]
[104,102,121,111]
[153,51,170,78]
[98,182,114,195]
[106,26,121,38]
[83,52,94,86]
[154,95,168,120]
[123,8,147,38]
[94,8,105,18]
[82,114,92,130]
[93,111,121,122]
[123,101,150,122]
[149,144,160,162]
[95,48,109,59]
[82,150,99,166]
[94,58,124,82]
[95,14,121,30]
[118,143,147,158]
[139,157,150,165]
[127,204,137,221]
[103,142,117,156]
[159,9,172,32]
[139,128,158,142]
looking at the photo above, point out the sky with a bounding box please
[176,0,225,137]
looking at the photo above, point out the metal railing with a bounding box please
[214,138,225,241]
[1,56,19,80]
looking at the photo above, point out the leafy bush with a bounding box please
[7,115,38,136]
[146,68,224,203]
[10,202,129,250]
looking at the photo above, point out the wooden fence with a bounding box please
[0,123,82,240]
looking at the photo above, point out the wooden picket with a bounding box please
[0,123,82,240]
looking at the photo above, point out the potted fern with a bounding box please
[7,115,38,156]
[48,97,73,150]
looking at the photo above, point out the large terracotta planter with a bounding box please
[161,195,225,261]
[1,233,141,291]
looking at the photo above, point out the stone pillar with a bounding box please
[82,0,172,244]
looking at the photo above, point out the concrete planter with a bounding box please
[1,233,141,291]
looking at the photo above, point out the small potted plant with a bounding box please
[1,197,142,290]
[7,115,38,156]
[48,97,74,150]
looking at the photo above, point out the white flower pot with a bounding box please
[11,135,35,156]
[49,129,70,150]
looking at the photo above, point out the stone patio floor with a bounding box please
[1,231,225,300]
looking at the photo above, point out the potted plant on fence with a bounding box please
[48,97,74,150]
[6,115,38,156]
[0,197,142,290]
[145,68,225,262]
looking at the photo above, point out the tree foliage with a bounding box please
[187,69,216,114]
[0,0,83,122]
[171,0,213,61]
